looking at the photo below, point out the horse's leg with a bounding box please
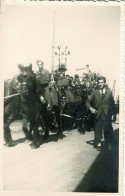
[31,118,40,149]
[49,109,58,133]
[81,118,85,134]
[52,106,64,139]
[29,121,34,141]
[40,115,45,134]
[41,105,49,139]
[30,100,41,149]
[4,97,20,147]
[22,117,32,141]
[44,119,49,139]
[4,119,14,147]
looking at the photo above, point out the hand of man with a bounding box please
[90,107,97,114]
[112,115,116,123]
[40,95,46,104]
[47,104,52,110]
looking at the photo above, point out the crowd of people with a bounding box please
[4,60,117,150]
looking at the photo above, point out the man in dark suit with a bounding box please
[86,76,116,150]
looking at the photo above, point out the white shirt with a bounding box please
[100,88,106,95]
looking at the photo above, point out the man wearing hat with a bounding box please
[57,73,68,89]
[57,72,69,108]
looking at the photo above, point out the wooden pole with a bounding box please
[112,80,116,97]
[4,93,21,99]
[51,10,55,74]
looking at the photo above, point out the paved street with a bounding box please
[3,120,119,192]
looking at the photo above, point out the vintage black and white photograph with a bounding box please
[0,0,123,194]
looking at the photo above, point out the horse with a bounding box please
[4,64,41,149]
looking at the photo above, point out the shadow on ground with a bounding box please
[9,131,66,147]
[74,128,119,192]
[40,133,66,145]
[4,138,26,147]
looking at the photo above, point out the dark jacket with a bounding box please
[36,68,51,86]
[57,78,68,88]
[86,88,116,120]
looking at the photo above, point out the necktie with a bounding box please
[101,89,104,99]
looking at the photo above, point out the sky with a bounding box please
[0,4,121,97]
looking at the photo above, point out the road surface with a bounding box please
[3,120,119,192]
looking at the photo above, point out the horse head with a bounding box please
[18,64,36,97]
[18,64,33,78]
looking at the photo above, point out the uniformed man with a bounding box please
[57,73,69,107]
[48,81,64,138]
[57,73,68,88]
[36,60,51,107]
[74,74,80,83]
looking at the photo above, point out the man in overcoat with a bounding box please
[86,76,116,150]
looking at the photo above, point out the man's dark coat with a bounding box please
[86,88,116,121]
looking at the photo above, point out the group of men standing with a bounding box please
[8,59,117,151]
[35,60,117,151]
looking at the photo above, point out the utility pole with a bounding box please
[112,80,116,98]
[64,46,70,70]
[51,10,55,74]
[55,45,70,73]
